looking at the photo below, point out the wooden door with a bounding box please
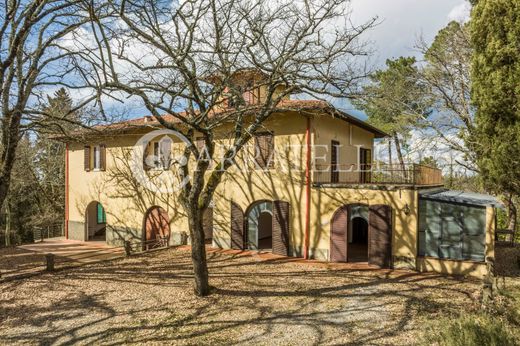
[272,200,290,256]
[145,207,170,244]
[368,204,392,268]
[330,206,348,262]
[231,201,245,249]
[360,148,372,183]
[331,140,340,183]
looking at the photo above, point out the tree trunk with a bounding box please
[188,207,210,296]
[0,111,22,214]
[506,194,517,231]
[387,138,393,166]
[0,173,13,217]
[393,133,407,179]
[5,203,10,247]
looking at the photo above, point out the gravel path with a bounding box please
[0,247,482,345]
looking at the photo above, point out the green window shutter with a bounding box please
[97,203,106,224]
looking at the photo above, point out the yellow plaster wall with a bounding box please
[68,134,189,244]
[417,257,488,279]
[67,111,380,251]
[313,114,374,167]
[308,187,417,262]
[66,108,495,278]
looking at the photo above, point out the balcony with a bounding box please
[313,163,443,187]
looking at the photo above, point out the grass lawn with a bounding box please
[0,247,518,345]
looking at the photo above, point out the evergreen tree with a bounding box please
[1,88,79,245]
[470,0,520,197]
[34,88,79,226]
[354,57,431,172]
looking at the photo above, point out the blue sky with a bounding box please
[85,0,471,120]
[337,0,471,119]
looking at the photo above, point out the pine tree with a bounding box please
[354,57,431,172]
[470,0,520,197]
[34,88,79,226]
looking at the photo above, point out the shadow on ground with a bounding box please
[0,247,482,345]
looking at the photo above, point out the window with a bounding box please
[153,142,160,168]
[228,79,259,108]
[84,144,105,171]
[418,199,486,262]
[93,145,101,170]
[149,137,172,170]
[331,140,340,183]
[242,79,259,105]
[254,132,274,169]
[159,137,172,169]
[359,148,372,183]
[97,203,106,224]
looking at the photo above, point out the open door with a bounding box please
[231,201,245,249]
[330,205,349,262]
[360,148,372,183]
[368,204,392,268]
[272,200,290,256]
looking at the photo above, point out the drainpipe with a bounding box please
[304,116,311,260]
[65,142,69,239]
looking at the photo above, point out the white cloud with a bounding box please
[374,129,472,175]
[447,2,471,22]
[350,0,469,67]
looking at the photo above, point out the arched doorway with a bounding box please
[330,204,393,267]
[143,206,170,247]
[348,217,368,262]
[246,201,273,250]
[85,201,106,242]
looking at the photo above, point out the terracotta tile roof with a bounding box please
[58,99,387,140]
[98,99,330,128]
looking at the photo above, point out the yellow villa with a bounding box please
[61,70,500,279]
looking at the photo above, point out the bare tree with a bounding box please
[0,0,106,215]
[78,0,376,296]
[417,21,476,171]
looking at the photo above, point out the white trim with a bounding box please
[93,145,101,170]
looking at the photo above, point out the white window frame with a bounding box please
[93,145,101,171]
[159,136,172,170]
[150,137,172,170]
[153,142,160,169]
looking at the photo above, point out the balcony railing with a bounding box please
[313,163,443,186]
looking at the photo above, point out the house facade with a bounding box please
[63,72,498,278]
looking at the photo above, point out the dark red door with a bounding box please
[144,207,170,248]
[231,201,245,249]
[272,200,290,256]
[330,206,348,262]
[368,204,392,268]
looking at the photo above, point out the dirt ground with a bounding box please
[0,247,47,278]
[0,239,124,280]
[0,247,488,346]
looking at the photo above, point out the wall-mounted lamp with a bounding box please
[403,203,411,216]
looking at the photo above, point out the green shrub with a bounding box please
[425,314,515,346]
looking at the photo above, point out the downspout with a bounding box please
[65,142,69,239]
[304,116,311,260]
